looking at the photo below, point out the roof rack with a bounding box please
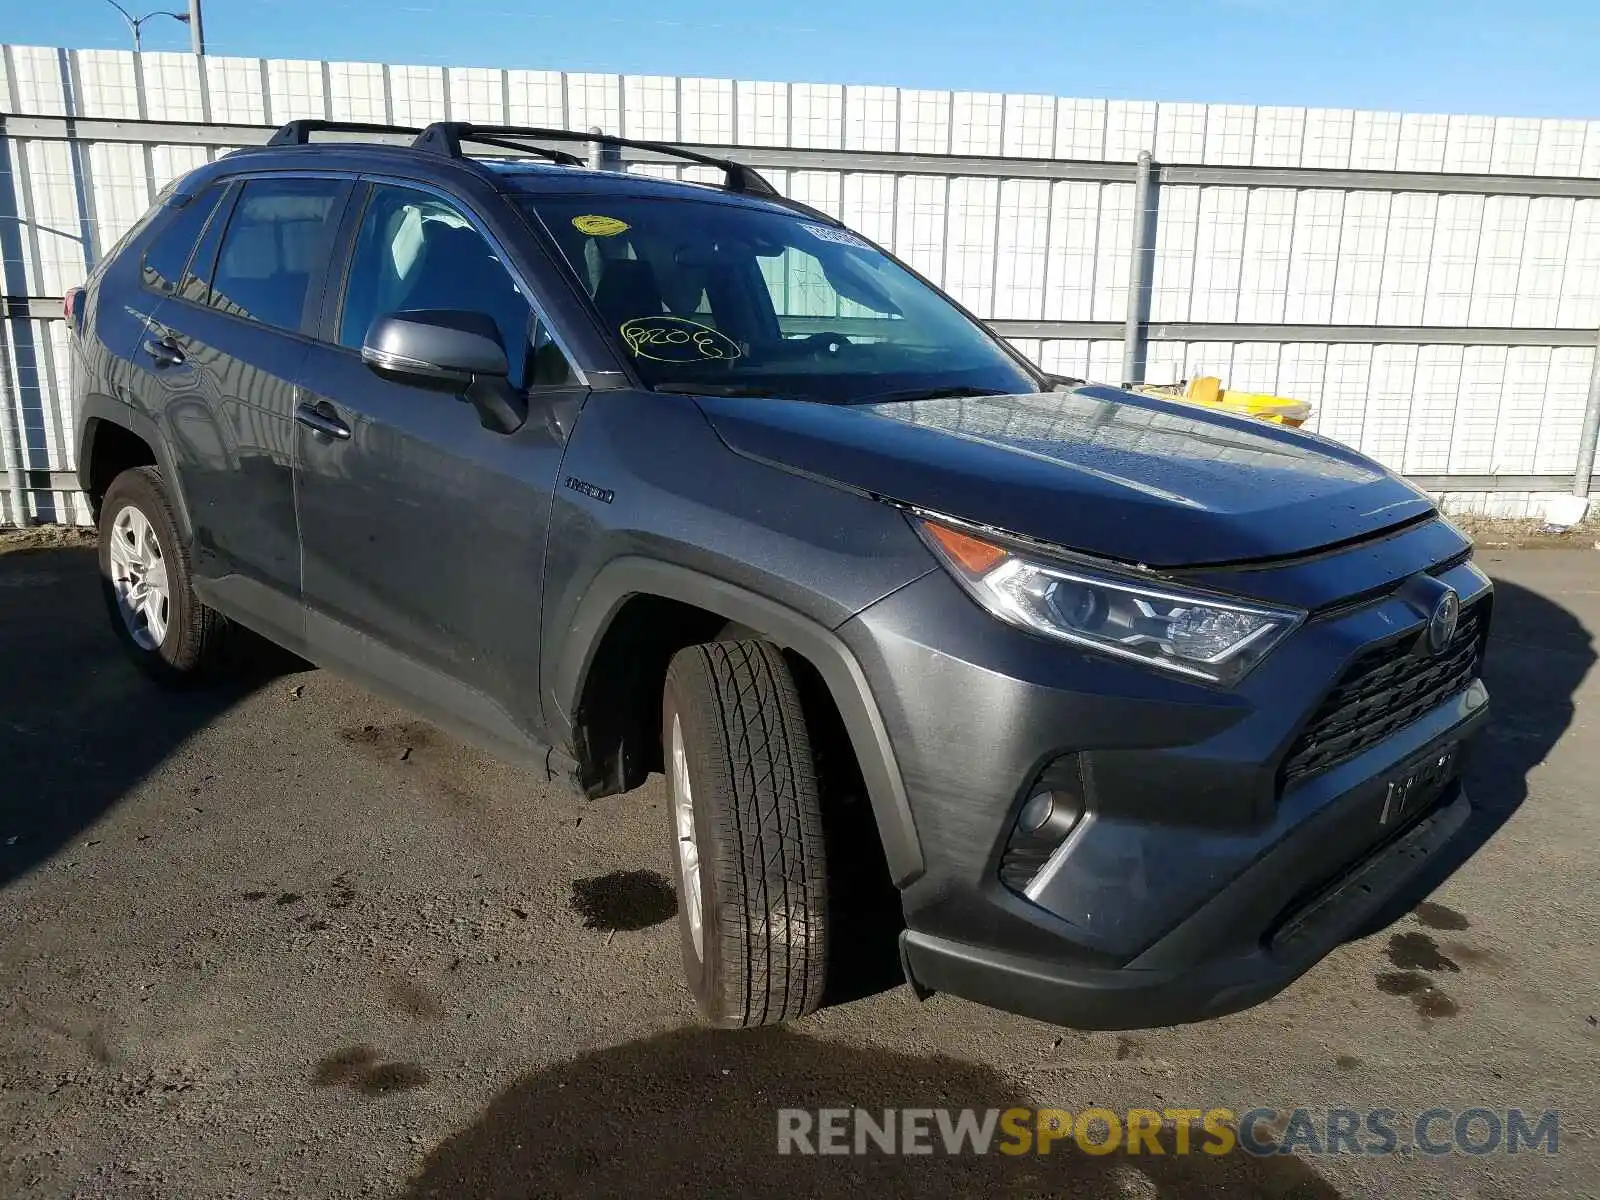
[421,129,586,167]
[266,119,421,146]
[411,123,782,198]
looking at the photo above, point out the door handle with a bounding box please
[294,400,351,440]
[143,336,185,367]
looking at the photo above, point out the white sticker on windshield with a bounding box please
[802,222,870,249]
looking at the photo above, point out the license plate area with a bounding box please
[1270,790,1468,958]
[1378,742,1457,828]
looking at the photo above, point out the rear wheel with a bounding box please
[98,466,233,683]
[662,638,829,1026]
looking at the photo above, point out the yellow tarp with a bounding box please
[1133,376,1311,427]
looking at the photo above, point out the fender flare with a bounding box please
[554,557,925,886]
[76,395,193,541]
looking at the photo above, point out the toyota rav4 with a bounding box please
[66,120,1493,1029]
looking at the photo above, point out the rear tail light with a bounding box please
[63,287,85,335]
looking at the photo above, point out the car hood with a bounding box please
[694,385,1434,568]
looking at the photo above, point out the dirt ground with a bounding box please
[0,527,97,555]
[1,542,1597,1198]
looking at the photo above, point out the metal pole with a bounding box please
[587,127,622,172]
[0,320,27,527]
[1121,150,1154,386]
[187,0,205,54]
[1572,324,1600,497]
[131,21,142,53]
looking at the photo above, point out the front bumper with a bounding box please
[838,522,1492,1029]
[902,780,1473,1029]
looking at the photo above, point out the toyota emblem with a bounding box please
[1426,589,1460,655]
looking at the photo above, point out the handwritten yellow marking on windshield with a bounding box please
[572,214,630,237]
[621,315,743,362]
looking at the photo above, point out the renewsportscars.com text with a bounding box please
[776,1106,1560,1158]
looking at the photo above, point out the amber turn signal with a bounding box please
[920,520,1008,575]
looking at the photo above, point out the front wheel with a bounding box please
[662,638,829,1027]
[98,466,233,683]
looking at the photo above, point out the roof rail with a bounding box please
[411,123,781,198]
[266,119,421,146]
[419,129,585,167]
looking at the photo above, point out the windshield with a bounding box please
[517,193,1039,402]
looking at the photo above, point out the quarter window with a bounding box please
[140,184,225,296]
[207,178,343,331]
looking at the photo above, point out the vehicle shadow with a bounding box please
[1356,573,1592,932]
[0,545,290,890]
[401,1025,1342,1199]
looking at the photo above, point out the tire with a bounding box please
[662,638,829,1027]
[98,465,233,684]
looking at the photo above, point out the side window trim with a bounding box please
[314,179,375,347]
[175,181,239,308]
[353,172,587,387]
[282,176,354,337]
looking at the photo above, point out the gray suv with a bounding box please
[66,120,1493,1029]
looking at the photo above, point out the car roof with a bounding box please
[482,160,803,215]
[196,141,816,223]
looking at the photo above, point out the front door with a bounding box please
[294,181,582,763]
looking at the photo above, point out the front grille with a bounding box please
[1280,603,1485,789]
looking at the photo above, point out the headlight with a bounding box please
[915,516,1303,685]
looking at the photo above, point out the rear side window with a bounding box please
[140,185,225,295]
[207,178,343,332]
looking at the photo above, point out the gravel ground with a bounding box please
[1,543,1597,1198]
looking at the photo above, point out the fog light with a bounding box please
[999,758,1086,895]
[1019,790,1081,840]
[1017,791,1057,834]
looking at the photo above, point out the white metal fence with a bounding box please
[3,43,1599,526]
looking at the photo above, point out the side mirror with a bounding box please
[362,309,508,390]
[362,309,527,434]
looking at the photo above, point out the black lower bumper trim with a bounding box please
[901,788,1472,1030]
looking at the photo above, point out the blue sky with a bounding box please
[13,0,1600,118]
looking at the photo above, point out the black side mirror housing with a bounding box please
[362,309,528,434]
[362,309,507,387]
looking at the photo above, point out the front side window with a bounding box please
[339,184,543,389]
[140,184,224,296]
[517,193,1038,402]
[207,177,342,331]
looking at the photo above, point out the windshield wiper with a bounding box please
[651,383,781,398]
[851,385,1019,405]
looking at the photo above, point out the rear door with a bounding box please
[141,174,351,649]
[92,180,229,503]
[90,181,225,429]
[293,179,585,762]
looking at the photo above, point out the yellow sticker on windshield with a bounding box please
[572,214,630,237]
